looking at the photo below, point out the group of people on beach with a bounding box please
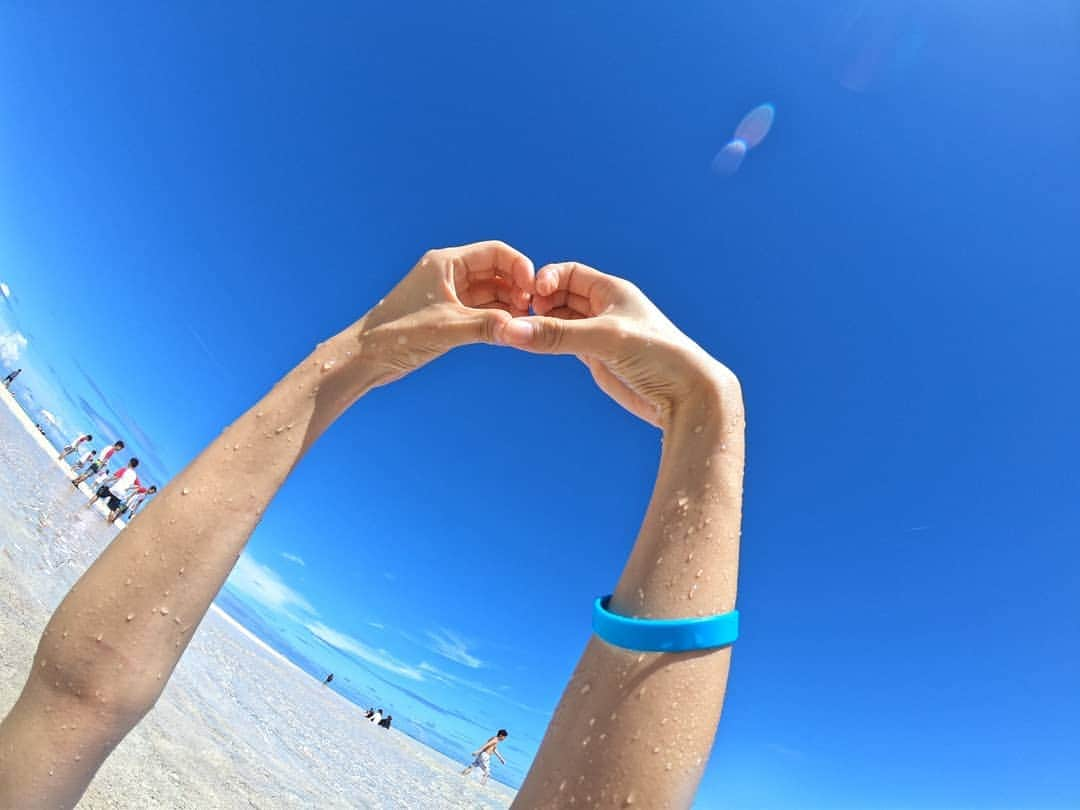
[363,707,393,729]
[59,433,157,523]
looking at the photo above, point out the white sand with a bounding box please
[0,392,516,809]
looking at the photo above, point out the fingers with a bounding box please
[534,261,616,301]
[459,278,531,313]
[450,241,535,295]
[531,289,593,318]
[442,305,513,347]
[494,314,621,357]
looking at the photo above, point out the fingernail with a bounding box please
[499,320,533,345]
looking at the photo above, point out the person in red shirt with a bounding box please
[107,484,157,524]
[86,458,140,514]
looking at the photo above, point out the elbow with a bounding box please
[32,636,163,732]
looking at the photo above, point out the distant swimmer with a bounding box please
[364,708,375,718]
[107,484,156,524]
[324,673,334,684]
[58,433,94,461]
[369,708,384,724]
[72,449,97,472]
[86,458,140,515]
[1,368,21,388]
[378,715,392,729]
[461,730,507,786]
[72,440,125,486]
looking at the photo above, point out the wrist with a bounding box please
[663,356,743,437]
[299,326,384,413]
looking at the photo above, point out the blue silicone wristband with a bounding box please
[592,595,739,652]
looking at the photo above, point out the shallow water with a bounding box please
[0,405,516,809]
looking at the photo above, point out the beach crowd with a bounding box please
[58,432,157,523]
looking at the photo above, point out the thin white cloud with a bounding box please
[426,628,483,669]
[306,621,424,681]
[226,553,316,617]
[0,331,27,365]
[419,661,492,692]
[0,282,10,298]
[766,742,805,759]
[419,662,545,715]
[368,621,385,630]
[280,552,306,566]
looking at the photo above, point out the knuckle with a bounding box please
[480,312,498,345]
[614,276,642,297]
[420,248,448,267]
[537,319,562,351]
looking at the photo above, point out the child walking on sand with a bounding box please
[461,730,507,786]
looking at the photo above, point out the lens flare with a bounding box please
[733,104,775,149]
[710,140,748,175]
[712,103,775,176]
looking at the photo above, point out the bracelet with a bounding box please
[592,595,739,652]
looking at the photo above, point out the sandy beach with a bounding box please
[0,390,516,809]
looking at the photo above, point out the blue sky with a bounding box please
[2,2,1079,806]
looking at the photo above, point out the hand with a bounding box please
[493,262,736,428]
[352,241,534,387]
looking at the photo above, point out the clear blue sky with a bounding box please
[2,2,1078,806]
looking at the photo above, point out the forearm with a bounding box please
[33,324,378,715]
[516,375,744,809]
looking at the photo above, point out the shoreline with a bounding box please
[209,603,311,679]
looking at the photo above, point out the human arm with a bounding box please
[122,490,147,517]
[0,241,534,810]
[505,263,744,809]
[97,468,121,488]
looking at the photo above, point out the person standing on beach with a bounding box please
[1,368,21,387]
[378,715,392,729]
[72,440,124,486]
[58,433,93,461]
[462,730,508,785]
[0,243,745,809]
[369,708,383,724]
[107,484,156,524]
[86,458,140,515]
[72,449,97,472]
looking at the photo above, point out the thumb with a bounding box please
[494,315,616,356]
[441,307,512,347]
